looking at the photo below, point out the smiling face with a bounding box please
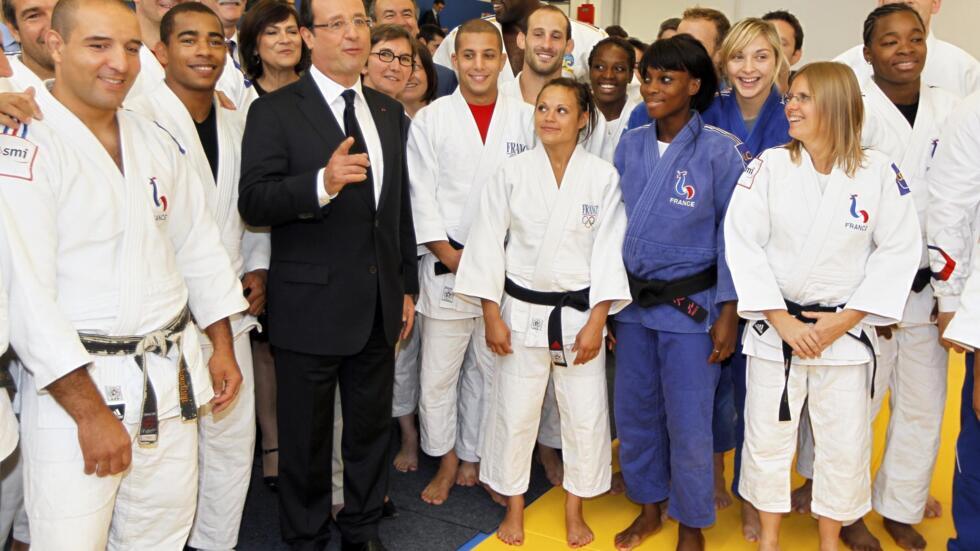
[517,9,570,77]
[534,83,586,147]
[452,30,503,103]
[373,0,418,36]
[640,65,699,121]
[9,0,59,73]
[399,51,427,103]
[589,43,630,110]
[785,74,820,143]
[726,34,777,101]
[157,10,226,93]
[199,0,243,34]
[362,36,414,98]
[865,10,926,87]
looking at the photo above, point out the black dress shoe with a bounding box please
[340,538,387,551]
[382,497,399,520]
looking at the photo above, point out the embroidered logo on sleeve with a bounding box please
[737,157,763,189]
[0,131,38,181]
[892,163,910,196]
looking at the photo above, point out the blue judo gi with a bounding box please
[950,353,980,551]
[702,85,791,496]
[614,111,746,528]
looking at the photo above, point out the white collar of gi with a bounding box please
[310,64,366,108]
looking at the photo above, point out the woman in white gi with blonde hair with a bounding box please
[454,78,631,548]
[724,61,922,551]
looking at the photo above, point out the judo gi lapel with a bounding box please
[782,149,847,299]
[457,93,515,242]
[636,112,700,226]
[865,79,913,156]
[530,146,585,289]
[747,87,787,157]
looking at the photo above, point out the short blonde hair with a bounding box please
[718,18,787,91]
[787,62,866,177]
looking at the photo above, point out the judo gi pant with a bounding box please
[22,411,198,551]
[536,377,563,449]
[714,321,745,457]
[614,323,718,528]
[392,317,422,418]
[418,315,492,463]
[0,445,29,544]
[740,357,872,521]
[796,324,947,523]
[479,336,611,497]
[188,331,256,551]
[950,353,980,551]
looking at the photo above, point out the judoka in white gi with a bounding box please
[432,0,604,85]
[200,0,258,110]
[725,62,921,551]
[454,78,630,549]
[0,0,247,547]
[496,5,573,107]
[835,0,980,98]
[127,4,270,549]
[790,6,959,550]
[408,18,535,506]
[583,36,639,164]
[926,88,980,551]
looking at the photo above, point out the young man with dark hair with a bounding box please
[762,10,803,91]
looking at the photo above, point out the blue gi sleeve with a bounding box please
[713,140,747,306]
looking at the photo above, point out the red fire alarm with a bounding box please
[576,2,595,25]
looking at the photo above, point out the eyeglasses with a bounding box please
[310,17,372,33]
[371,49,415,68]
[783,92,814,105]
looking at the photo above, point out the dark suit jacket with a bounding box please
[419,9,439,28]
[239,72,419,356]
[434,64,458,98]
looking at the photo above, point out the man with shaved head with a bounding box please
[0,0,246,548]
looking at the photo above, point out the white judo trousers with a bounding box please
[725,147,922,522]
[0,446,28,544]
[408,90,535,462]
[454,146,631,497]
[796,80,958,524]
[392,316,422,419]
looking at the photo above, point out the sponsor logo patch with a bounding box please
[0,133,37,181]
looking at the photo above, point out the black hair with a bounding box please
[626,37,647,55]
[762,10,804,52]
[160,2,223,46]
[536,77,598,143]
[639,33,717,113]
[604,24,628,39]
[658,17,680,39]
[239,0,310,81]
[588,36,636,75]
[863,3,925,46]
[413,38,438,105]
[418,23,446,42]
[433,0,444,5]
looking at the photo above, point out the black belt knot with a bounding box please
[504,278,590,367]
[627,266,717,322]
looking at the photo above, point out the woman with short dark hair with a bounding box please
[239,0,310,96]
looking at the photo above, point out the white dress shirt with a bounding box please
[311,66,385,206]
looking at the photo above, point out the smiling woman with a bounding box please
[362,23,416,99]
[238,0,309,96]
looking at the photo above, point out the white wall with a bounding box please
[615,0,980,64]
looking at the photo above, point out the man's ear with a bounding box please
[152,40,169,68]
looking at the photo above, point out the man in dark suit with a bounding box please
[368,0,456,97]
[238,0,417,548]
[418,0,443,28]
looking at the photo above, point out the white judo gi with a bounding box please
[454,146,630,497]
[4,54,43,92]
[796,78,959,524]
[408,90,535,462]
[433,16,605,84]
[835,32,980,98]
[725,146,922,521]
[129,83,269,551]
[0,275,18,465]
[584,96,642,164]
[0,87,246,550]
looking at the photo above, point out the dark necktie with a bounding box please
[226,39,241,71]
[341,89,375,206]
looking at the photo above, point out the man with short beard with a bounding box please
[3,0,56,88]
[499,5,572,105]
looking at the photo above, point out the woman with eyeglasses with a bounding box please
[399,41,439,119]
[239,0,310,97]
[725,61,922,551]
[362,24,417,100]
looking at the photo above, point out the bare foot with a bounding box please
[676,524,705,551]
[615,502,662,550]
[497,495,525,546]
[714,452,733,510]
[840,518,882,551]
[610,471,626,495]
[483,483,508,507]
[421,452,459,505]
[791,479,813,515]
[924,495,942,518]
[566,494,594,548]
[883,518,927,551]
[393,440,419,473]
[661,500,671,523]
[457,460,479,486]
[741,500,761,543]
[537,444,564,486]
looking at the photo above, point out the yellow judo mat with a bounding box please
[477,354,965,550]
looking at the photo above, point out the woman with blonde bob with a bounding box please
[724,62,922,551]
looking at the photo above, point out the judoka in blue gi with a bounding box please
[699,17,791,541]
[612,34,745,551]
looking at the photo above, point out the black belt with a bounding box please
[776,300,876,422]
[911,267,932,294]
[433,237,464,275]
[504,278,590,367]
[78,306,196,447]
[627,266,717,322]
